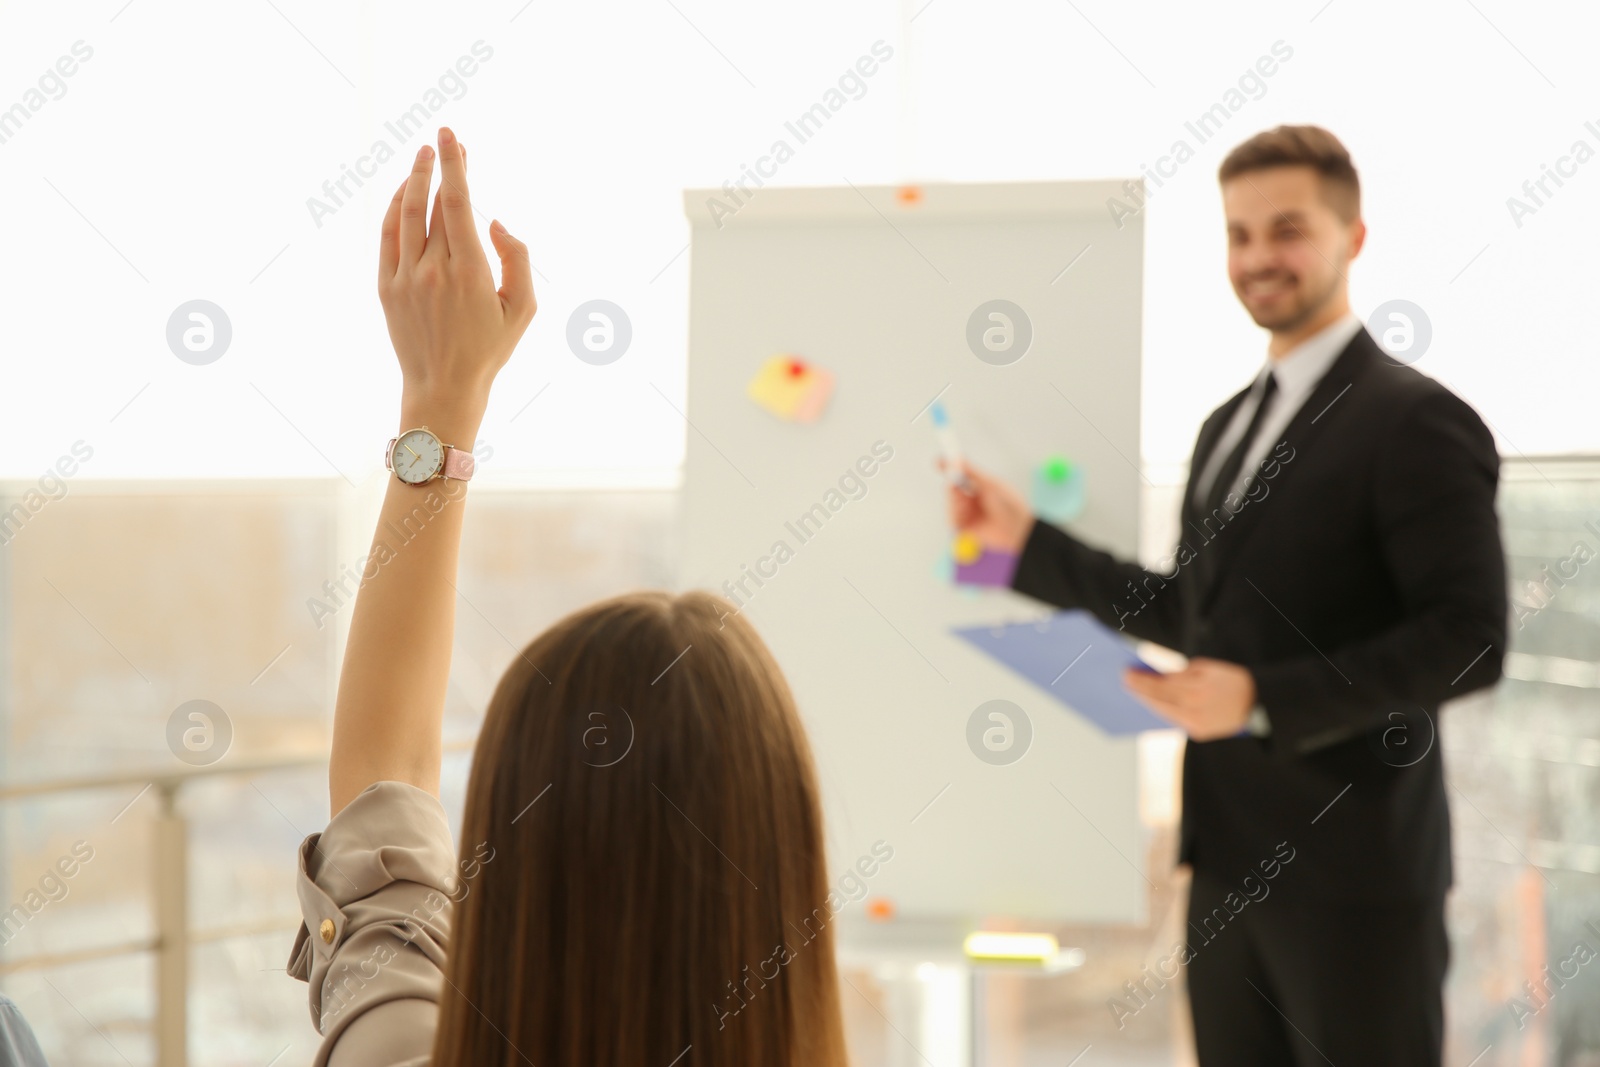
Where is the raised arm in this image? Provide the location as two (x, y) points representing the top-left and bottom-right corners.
(328, 127), (536, 816)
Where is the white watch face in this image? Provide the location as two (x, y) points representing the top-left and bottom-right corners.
(392, 429), (444, 485)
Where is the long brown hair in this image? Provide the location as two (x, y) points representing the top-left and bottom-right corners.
(432, 590), (850, 1066)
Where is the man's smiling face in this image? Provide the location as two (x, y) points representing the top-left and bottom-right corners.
(1223, 165), (1362, 336)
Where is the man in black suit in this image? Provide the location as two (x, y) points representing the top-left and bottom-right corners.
(949, 126), (1506, 1065)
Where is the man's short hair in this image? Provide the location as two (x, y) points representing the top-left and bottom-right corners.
(1218, 125), (1360, 223)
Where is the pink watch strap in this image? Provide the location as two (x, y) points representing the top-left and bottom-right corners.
(443, 445), (475, 480)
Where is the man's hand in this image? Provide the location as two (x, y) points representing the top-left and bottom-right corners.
(1124, 658), (1257, 740)
(378, 126), (536, 421)
(942, 460), (1033, 555)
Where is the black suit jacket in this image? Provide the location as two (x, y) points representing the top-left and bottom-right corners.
(1011, 327), (1507, 902)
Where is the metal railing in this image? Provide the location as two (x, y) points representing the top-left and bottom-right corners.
(0, 745), (471, 1067)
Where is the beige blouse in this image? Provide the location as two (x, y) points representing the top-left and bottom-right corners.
(287, 781), (457, 1067)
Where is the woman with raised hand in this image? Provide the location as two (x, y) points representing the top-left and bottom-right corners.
(288, 126), (850, 1067)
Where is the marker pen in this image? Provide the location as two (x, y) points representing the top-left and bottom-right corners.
(930, 401), (977, 495)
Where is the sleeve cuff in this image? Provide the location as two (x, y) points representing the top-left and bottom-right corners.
(1008, 517), (1058, 598)
(300, 781), (458, 908)
(287, 781), (460, 1046)
(1245, 704), (1271, 737)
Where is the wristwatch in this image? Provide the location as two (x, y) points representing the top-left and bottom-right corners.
(385, 426), (476, 485)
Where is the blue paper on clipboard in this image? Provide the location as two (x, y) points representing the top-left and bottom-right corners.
(953, 609), (1168, 735)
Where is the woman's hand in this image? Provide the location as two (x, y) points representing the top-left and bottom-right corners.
(943, 460), (1034, 555)
(378, 126), (536, 419)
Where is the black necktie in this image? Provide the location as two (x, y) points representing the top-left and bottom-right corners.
(1200, 372), (1278, 519)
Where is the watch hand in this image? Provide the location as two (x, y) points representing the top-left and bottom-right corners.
(405, 444), (421, 460)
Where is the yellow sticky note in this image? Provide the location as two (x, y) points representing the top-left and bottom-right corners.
(747, 355), (834, 423)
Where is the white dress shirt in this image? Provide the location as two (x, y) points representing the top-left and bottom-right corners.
(1188, 310), (1363, 738)
(1192, 311), (1364, 510)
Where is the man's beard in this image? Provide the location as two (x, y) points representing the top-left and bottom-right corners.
(1243, 271), (1339, 332)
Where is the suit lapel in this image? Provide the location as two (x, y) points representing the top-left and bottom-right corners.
(1188, 329), (1377, 614)
(1182, 388), (1251, 529)
(1175, 391), (1249, 631)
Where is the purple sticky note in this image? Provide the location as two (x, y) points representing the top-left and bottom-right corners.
(954, 549), (1018, 587)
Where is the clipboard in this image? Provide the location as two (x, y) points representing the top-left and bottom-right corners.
(953, 609), (1168, 735)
